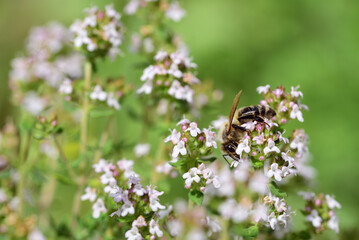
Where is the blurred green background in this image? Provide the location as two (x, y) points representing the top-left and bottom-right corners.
(1, 0), (358, 238)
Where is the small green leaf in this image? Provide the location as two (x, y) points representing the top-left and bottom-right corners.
(198, 156), (217, 163)
(118, 214), (136, 223)
(188, 190), (204, 205)
(268, 182), (287, 198)
(55, 174), (76, 185)
(297, 230), (311, 239)
(252, 161), (264, 168)
(232, 225), (258, 238)
(32, 129), (47, 140)
(168, 159), (186, 168)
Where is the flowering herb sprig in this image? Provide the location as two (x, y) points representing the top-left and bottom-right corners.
(221, 85), (311, 184)
(165, 118), (219, 204)
(138, 49), (199, 107)
(70, 5), (123, 61)
(257, 85), (308, 124)
(299, 192), (341, 234)
(263, 193), (293, 230)
(82, 158), (168, 239)
(163, 202), (222, 239)
(9, 22), (83, 115)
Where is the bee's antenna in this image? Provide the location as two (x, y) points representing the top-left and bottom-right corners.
(227, 90), (242, 134)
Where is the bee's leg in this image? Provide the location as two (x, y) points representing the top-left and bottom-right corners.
(222, 154), (231, 166)
(232, 123), (251, 136)
(254, 116), (271, 128)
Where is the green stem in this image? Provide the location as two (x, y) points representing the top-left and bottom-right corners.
(220, 219), (230, 240)
(93, 116), (113, 164)
(17, 131), (32, 217)
(71, 61), (92, 226)
(80, 61), (91, 160)
(39, 155), (57, 227)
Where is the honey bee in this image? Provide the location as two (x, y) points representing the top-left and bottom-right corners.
(220, 90), (276, 164)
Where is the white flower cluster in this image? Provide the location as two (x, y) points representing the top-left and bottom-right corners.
(183, 163), (220, 190)
(138, 49), (199, 103)
(124, 0), (186, 22)
(290, 129), (315, 179)
(219, 198), (273, 226)
(263, 193), (293, 230)
(165, 202), (221, 238)
(26, 22), (71, 59)
(9, 22), (83, 88)
(165, 118), (217, 159)
(227, 118), (297, 182)
(82, 159), (167, 239)
(256, 85), (307, 124)
(89, 84), (121, 110)
(70, 5), (123, 59)
(299, 192), (341, 233)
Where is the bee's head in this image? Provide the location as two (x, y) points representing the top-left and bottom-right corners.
(219, 122), (229, 142)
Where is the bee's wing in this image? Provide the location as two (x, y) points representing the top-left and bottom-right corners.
(227, 90), (242, 133)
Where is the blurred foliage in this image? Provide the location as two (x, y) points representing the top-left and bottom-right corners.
(1, 0), (359, 239)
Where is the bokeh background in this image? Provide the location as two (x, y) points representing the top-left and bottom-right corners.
(1, 0), (358, 238)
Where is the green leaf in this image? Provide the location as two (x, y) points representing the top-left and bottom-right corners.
(232, 225), (258, 238)
(32, 129), (47, 140)
(297, 230), (311, 239)
(188, 190), (204, 205)
(268, 182), (287, 198)
(55, 174), (76, 185)
(90, 108), (114, 118)
(198, 156), (217, 163)
(117, 214), (136, 223)
(252, 161), (264, 168)
(168, 159), (186, 168)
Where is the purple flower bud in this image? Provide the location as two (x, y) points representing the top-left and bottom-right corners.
(113, 170), (119, 176)
(40, 117), (46, 123)
(164, 81), (170, 86)
(151, 236), (156, 240)
(272, 116), (276, 121)
(269, 98), (273, 103)
(198, 136), (204, 141)
(252, 152), (257, 156)
(305, 206), (311, 212)
(97, 11), (104, 20)
(51, 120), (57, 126)
(185, 185), (190, 189)
(329, 211), (335, 217)
(117, 91), (123, 97)
(109, 164), (116, 171)
(256, 125), (263, 132)
(156, 80), (162, 85)
(260, 100), (267, 105)
(182, 137), (187, 143)
(289, 101), (295, 107)
(281, 118), (287, 124)
(164, 60), (170, 67)
(200, 187), (205, 192)
(259, 156), (264, 161)
(315, 199), (321, 206)
(181, 125), (187, 131)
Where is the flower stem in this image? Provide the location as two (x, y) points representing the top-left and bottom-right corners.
(71, 61), (92, 226)
(17, 130), (31, 218)
(39, 154), (57, 227)
(80, 61), (91, 159)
